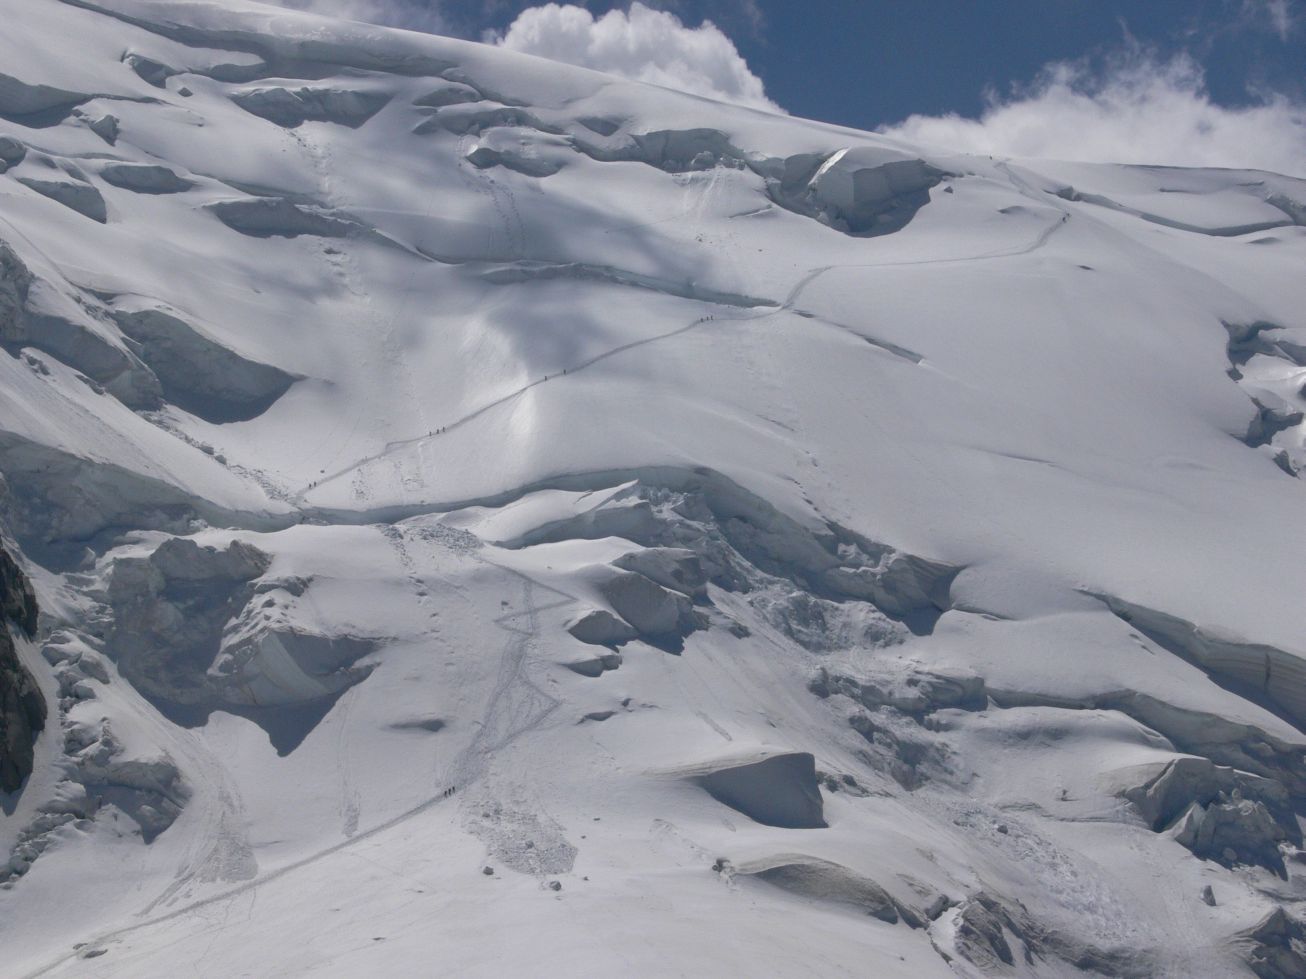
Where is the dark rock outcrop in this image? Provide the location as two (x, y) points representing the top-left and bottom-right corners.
(1, 545), (44, 794)
(737, 855), (921, 925)
(1, 239), (161, 410)
(1125, 757), (1300, 875)
(231, 87), (390, 128)
(106, 537), (377, 754)
(949, 890), (1153, 978)
(613, 547), (708, 600)
(107, 538), (273, 707)
(112, 306), (296, 423)
(122, 53), (175, 88)
(1172, 792), (1296, 877)
(15, 176), (107, 223)
(811, 666), (986, 717)
(206, 197), (358, 238)
(1238, 908), (1306, 979)
(100, 163), (192, 195)
(0, 135), (26, 173)
(566, 608), (636, 647)
(695, 752), (826, 829)
(598, 570), (704, 652)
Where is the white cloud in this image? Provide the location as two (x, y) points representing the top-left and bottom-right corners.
(1246, 0), (1296, 40)
(492, 2), (781, 113)
(880, 51), (1306, 178)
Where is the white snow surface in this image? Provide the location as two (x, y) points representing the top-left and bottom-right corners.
(1, 1), (1305, 976)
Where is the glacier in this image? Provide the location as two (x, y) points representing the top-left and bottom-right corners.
(1, 1), (1306, 976)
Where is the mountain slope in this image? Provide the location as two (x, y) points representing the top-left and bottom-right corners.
(2, 1), (1306, 975)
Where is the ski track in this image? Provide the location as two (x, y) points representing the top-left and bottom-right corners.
(21, 549), (578, 978)
(15, 174), (1079, 976)
(296, 192), (1068, 501)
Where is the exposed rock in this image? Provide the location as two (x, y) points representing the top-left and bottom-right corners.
(112, 306), (296, 422)
(1097, 595), (1306, 732)
(812, 666), (986, 717)
(231, 87), (391, 128)
(0, 71), (85, 117)
(73, 109), (119, 145)
(0, 545), (44, 794)
(107, 537), (377, 752)
(630, 129), (746, 172)
(0, 135), (26, 173)
(575, 132), (944, 237)
(820, 550), (956, 619)
(562, 651), (621, 678)
(0, 241), (161, 410)
(692, 752), (826, 829)
(207, 197), (358, 238)
(64, 722), (188, 842)
(417, 104), (553, 138)
(412, 83), (480, 108)
(99, 163), (192, 194)
(946, 890), (1152, 978)
(848, 711), (945, 790)
(737, 855), (921, 925)
(15, 177), (107, 223)
(613, 547), (708, 600)
(107, 539), (269, 706)
(465, 143), (561, 178)
(802, 148), (945, 236)
(0, 547), (37, 637)
(757, 590), (906, 653)
(1124, 756), (1300, 873)
(988, 686), (1306, 808)
(1171, 791), (1295, 876)
(598, 570), (703, 650)
(122, 53), (175, 88)
(954, 892), (1024, 968)
(566, 609), (636, 647)
(1238, 908), (1306, 979)
(502, 496), (659, 549)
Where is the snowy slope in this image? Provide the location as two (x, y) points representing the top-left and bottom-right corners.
(2, 1), (1306, 976)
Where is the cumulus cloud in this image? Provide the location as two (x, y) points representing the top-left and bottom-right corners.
(880, 51), (1306, 177)
(492, 2), (781, 113)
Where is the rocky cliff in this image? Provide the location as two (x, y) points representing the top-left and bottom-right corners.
(0, 546), (43, 794)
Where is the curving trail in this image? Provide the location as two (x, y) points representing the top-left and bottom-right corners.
(21, 551), (575, 979)
(296, 195), (1070, 503)
(296, 310), (738, 500)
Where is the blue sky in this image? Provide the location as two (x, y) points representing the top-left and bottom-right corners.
(467, 0), (1306, 129)
(264, 0), (1306, 174)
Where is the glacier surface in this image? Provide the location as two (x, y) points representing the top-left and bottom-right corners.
(2, 1), (1306, 976)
